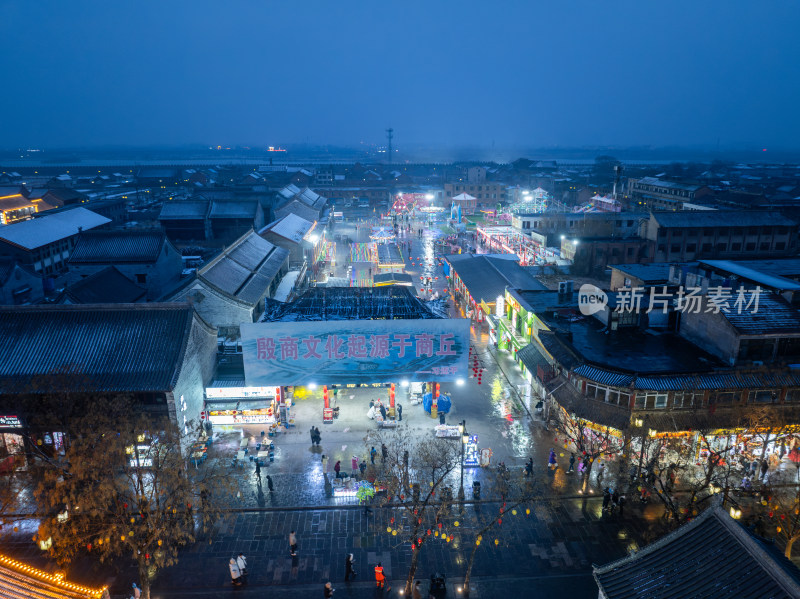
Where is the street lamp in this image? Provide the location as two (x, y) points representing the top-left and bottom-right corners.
(636, 415), (648, 480)
(458, 420), (467, 501)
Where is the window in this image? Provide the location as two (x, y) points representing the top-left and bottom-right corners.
(716, 243), (727, 251)
(136, 274), (147, 284)
(760, 242), (770, 251)
(748, 389), (775, 403)
(658, 245), (666, 254)
(785, 389), (800, 402)
(626, 247), (635, 257)
(715, 392), (735, 404)
(634, 393), (646, 409)
(703, 228), (715, 236)
(654, 394), (668, 409)
(762, 226), (772, 234)
(718, 228), (729, 235)
(731, 243), (741, 251)
(674, 392), (699, 408)
(672, 230), (683, 237)
(776, 242), (786, 250)
(702, 243), (712, 252)
(671, 244), (681, 253)
(635, 392), (667, 409)
(688, 229), (698, 237)
(686, 244), (697, 252)
(745, 242), (756, 251)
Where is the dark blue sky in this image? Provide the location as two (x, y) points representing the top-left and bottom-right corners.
(2, 0), (798, 150)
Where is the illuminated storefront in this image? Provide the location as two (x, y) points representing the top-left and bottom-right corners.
(204, 384), (282, 426)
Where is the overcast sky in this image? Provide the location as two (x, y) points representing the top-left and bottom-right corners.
(1, 0), (798, 150)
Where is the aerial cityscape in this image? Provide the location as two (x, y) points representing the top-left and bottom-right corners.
(1, 1), (800, 598)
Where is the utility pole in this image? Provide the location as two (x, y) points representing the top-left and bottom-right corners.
(386, 128), (394, 165)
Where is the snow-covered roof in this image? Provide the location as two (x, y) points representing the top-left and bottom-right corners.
(0, 207), (111, 251)
(260, 213), (316, 244)
(452, 193), (476, 201)
(277, 184), (301, 200)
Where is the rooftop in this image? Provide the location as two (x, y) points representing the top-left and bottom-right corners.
(61, 267), (146, 304)
(0, 207), (111, 251)
(158, 200), (209, 220)
(448, 254), (546, 304)
(260, 213), (316, 244)
(261, 286), (440, 321)
(594, 505), (800, 599)
(634, 176), (705, 192)
(699, 260), (800, 292)
(69, 231), (169, 264)
(0, 303), (203, 394)
(651, 210), (795, 228)
(611, 262), (685, 284)
(718, 292), (800, 335)
(199, 231), (289, 306)
(208, 200), (258, 220)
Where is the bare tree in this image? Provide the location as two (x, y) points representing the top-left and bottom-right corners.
(367, 429), (461, 595)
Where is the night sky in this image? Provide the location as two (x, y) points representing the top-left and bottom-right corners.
(2, 0), (798, 150)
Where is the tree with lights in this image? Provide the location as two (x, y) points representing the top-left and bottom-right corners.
(367, 429), (461, 596)
(35, 397), (236, 599)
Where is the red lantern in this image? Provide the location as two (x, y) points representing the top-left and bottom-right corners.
(438, 522), (443, 529)
(390, 517), (395, 524)
(87, 544), (92, 551)
(769, 512), (774, 518)
(427, 529), (432, 535)
(498, 518), (503, 525)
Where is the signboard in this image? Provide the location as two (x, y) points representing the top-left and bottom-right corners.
(241, 319), (470, 386)
(205, 386), (278, 399)
(0, 415), (22, 429)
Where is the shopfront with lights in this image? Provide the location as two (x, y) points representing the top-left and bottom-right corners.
(203, 383), (284, 427)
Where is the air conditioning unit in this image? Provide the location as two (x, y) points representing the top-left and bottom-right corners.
(558, 280), (574, 294)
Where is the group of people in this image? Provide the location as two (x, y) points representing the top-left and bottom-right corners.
(602, 488), (626, 515)
(228, 553), (248, 586)
(325, 454), (368, 479)
(367, 398), (402, 421)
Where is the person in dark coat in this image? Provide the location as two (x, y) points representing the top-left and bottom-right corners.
(334, 460), (341, 478)
(310, 426), (316, 445)
(360, 459), (367, 476)
(324, 582), (335, 597)
(266, 474), (274, 493)
(370, 447), (377, 464)
(397, 403), (403, 421)
(381, 444), (388, 462)
(344, 553), (357, 580)
(602, 488), (611, 511)
(379, 403), (387, 421)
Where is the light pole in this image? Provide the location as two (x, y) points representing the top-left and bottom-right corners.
(458, 420), (467, 501)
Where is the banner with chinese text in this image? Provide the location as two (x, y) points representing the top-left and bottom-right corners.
(241, 319), (470, 386)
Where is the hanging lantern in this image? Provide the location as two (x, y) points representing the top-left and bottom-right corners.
(157, 540), (162, 546)
(475, 539), (481, 546)
(512, 510), (517, 516)
(387, 527), (393, 533)
(390, 517), (395, 523)
(87, 544), (92, 551)
(526, 508), (530, 515)
(494, 539), (499, 545)
(454, 521), (459, 527)
(392, 530), (397, 536)
(778, 526), (782, 533)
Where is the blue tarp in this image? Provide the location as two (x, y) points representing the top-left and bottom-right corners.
(422, 392), (452, 414)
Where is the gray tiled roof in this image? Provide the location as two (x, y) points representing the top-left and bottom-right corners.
(208, 200), (258, 219)
(611, 262), (683, 284)
(158, 200), (209, 220)
(719, 293), (800, 334)
(199, 231), (288, 306)
(448, 255), (546, 305)
(69, 231), (167, 264)
(594, 506), (800, 598)
(62, 267), (146, 304)
(0, 304), (198, 393)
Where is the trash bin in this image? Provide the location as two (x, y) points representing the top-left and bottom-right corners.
(472, 481), (481, 499)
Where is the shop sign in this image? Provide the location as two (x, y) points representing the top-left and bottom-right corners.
(205, 386), (278, 399)
(0, 415), (22, 428)
(241, 319), (470, 386)
(208, 408), (275, 425)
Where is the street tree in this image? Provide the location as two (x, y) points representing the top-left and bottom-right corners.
(35, 397), (236, 599)
(367, 429), (461, 595)
(551, 411), (627, 492)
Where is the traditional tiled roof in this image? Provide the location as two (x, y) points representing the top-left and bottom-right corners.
(718, 293), (800, 334)
(69, 231), (169, 264)
(594, 505), (800, 598)
(448, 255), (546, 305)
(208, 200), (258, 219)
(611, 262), (682, 284)
(0, 303), (201, 393)
(199, 231), (289, 306)
(61, 267), (146, 304)
(0, 208), (110, 250)
(158, 200), (209, 220)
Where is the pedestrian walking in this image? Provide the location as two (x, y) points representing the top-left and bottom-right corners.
(345, 553), (357, 580)
(379, 403), (387, 421)
(266, 474), (274, 493)
(315, 426), (322, 446)
(369, 399), (375, 410)
(760, 460), (769, 481)
(597, 461), (605, 483)
(567, 453), (575, 474)
(602, 488), (611, 512)
(255, 460), (261, 479)
(310, 426), (316, 445)
(618, 493), (626, 517)
(289, 530), (298, 553)
(237, 553), (248, 576)
(525, 457), (533, 477)
(229, 557), (242, 585)
(611, 489), (620, 511)
(334, 460), (341, 478)
(548, 448), (557, 470)
(360, 459), (367, 476)
(324, 582), (335, 598)
(381, 443), (388, 462)
(351, 455), (359, 477)
(370, 446), (377, 464)
(397, 402), (403, 421)
(374, 562), (386, 589)
(131, 583), (141, 599)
